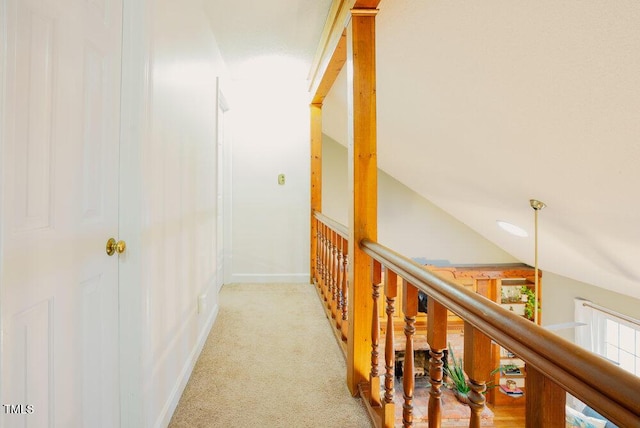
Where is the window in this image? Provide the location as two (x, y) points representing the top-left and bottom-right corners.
(574, 298), (640, 377)
(599, 317), (640, 376)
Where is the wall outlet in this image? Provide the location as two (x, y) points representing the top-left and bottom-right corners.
(278, 173), (285, 185)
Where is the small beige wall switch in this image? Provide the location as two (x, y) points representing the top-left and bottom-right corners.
(278, 174), (285, 185)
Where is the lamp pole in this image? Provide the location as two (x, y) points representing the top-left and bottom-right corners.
(530, 199), (546, 325)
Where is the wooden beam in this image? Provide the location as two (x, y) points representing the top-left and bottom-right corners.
(354, 0), (382, 7)
(310, 31), (347, 104)
(310, 104), (322, 282)
(308, 0), (353, 101)
(346, 7), (378, 396)
(308, 0), (382, 102)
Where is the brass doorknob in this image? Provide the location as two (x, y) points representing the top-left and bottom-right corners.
(106, 238), (127, 256)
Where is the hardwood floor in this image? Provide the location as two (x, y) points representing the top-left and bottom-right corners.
(488, 404), (526, 427)
(386, 377), (527, 427)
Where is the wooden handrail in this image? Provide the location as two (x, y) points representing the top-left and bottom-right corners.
(314, 210), (349, 239)
(360, 238), (640, 428)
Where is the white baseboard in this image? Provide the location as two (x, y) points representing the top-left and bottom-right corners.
(154, 302), (219, 428)
(230, 273), (310, 283)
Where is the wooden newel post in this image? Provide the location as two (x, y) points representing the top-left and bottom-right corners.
(346, 6), (378, 396)
(402, 282), (418, 427)
(427, 299), (448, 428)
(525, 365), (565, 427)
(383, 270), (398, 428)
(463, 323), (492, 428)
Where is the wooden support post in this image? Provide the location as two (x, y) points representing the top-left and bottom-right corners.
(464, 323), (492, 428)
(310, 104), (322, 284)
(346, 7), (378, 396)
(427, 299), (448, 428)
(526, 365), (566, 427)
(383, 269), (397, 428)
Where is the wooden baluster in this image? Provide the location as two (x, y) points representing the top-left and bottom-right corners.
(322, 223), (329, 303)
(330, 229), (338, 319)
(315, 218), (321, 287)
(327, 225), (333, 307)
(316, 220), (324, 292)
(340, 237), (349, 342)
(314, 220), (320, 286)
(463, 323), (492, 428)
(525, 365), (565, 427)
(320, 221), (325, 292)
(370, 260), (382, 407)
(335, 235), (344, 331)
(427, 298), (447, 428)
(383, 269), (398, 428)
(402, 282), (418, 427)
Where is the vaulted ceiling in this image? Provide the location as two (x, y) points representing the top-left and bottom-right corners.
(206, 1), (640, 300)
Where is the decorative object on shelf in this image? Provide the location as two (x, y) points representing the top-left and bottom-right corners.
(499, 383), (524, 397)
(502, 286), (523, 303)
(530, 199), (546, 324)
(498, 363), (521, 376)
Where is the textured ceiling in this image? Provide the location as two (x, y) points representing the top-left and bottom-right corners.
(205, 0), (640, 300)
(203, 0), (332, 79)
(324, 1), (640, 299)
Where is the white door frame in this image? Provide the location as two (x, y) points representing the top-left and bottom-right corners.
(0, 0), (8, 411)
(216, 78), (233, 287)
(118, 0), (150, 426)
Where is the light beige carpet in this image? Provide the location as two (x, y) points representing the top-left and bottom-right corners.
(168, 283), (372, 428)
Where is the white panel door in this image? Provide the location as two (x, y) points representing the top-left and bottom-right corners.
(0, 0), (123, 426)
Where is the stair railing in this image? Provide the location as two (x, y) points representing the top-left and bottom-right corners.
(313, 211), (349, 345)
(311, 211), (640, 428)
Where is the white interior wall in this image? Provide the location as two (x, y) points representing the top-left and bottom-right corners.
(543, 272), (640, 342)
(322, 136), (517, 264)
(122, 0), (229, 425)
(229, 77), (310, 283)
(323, 136), (640, 345)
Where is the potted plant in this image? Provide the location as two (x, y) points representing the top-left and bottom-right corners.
(520, 286), (537, 321)
(444, 344), (470, 404)
(445, 344), (501, 404)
